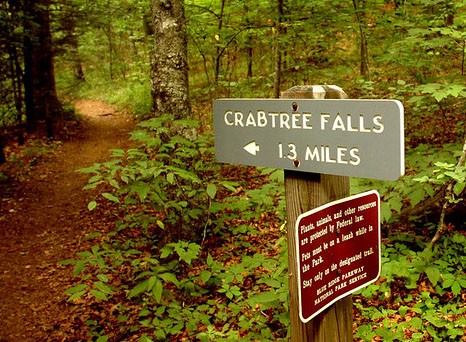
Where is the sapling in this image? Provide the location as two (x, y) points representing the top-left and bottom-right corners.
(429, 137), (466, 248)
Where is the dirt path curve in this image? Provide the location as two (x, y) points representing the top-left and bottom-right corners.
(0, 100), (135, 341)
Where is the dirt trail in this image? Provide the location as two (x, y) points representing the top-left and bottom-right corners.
(0, 100), (135, 341)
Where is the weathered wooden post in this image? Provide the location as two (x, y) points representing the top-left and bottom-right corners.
(281, 85), (352, 341)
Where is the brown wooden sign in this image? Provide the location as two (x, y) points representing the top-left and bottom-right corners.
(295, 190), (380, 322)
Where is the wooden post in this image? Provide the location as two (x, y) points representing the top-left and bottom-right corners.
(282, 85), (353, 341)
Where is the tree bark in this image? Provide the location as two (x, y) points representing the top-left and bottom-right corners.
(282, 85), (353, 342)
(150, 0), (191, 120)
(214, 0), (226, 85)
(352, 0), (370, 80)
(23, 0), (62, 138)
(273, 0), (285, 98)
(2, 0), (25, 144)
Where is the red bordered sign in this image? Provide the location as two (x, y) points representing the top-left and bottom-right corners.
(295, 190), (381, 322)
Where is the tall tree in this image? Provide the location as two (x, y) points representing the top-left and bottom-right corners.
(54, 0), (85, 82)
(23, 0), (62, 138)
(0, 0), (25, 158)
(273, 0), (285, 98)
(352, 0), (370, 80)
(150, 0), (191, 120)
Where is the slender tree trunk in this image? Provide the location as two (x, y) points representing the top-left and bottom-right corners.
(3, 0), (25, 144)
(56, 0), (85, 82)
(0, 138), (5, 164)
(247, 45), (253, 78)
(430, 137), (466, 248)
(352, 0), (370, 80)
(214, 0), (226, 85)
(23, 0), (62, 138)
(273, 0), (285, 98)
(70, 34), (85, 82)
(243, 3), (253, 79)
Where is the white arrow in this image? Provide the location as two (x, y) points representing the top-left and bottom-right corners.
(243, 141), (260, 156)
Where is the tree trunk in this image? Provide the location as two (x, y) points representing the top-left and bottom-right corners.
(2, 0), (25, 144)
(243, 2), (253, 79)
(273, 0), (285, 98)
(214, 0), (226, 85)
(352, 0), (370, 80)
(23, 0), (62, 138)
(0, 136), (5, 164)
(59, 0), (85, 82)
(150, 0), (191, 120)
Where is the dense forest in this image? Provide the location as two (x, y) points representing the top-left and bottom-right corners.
(1, 0), (466, 341)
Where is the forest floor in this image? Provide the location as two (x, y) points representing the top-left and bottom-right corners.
(0, 100), (135, 341)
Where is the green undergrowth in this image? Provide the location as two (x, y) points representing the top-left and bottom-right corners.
(354, 231), (466, 341)
(62, 115), (289, 341)
(61, 114), (466, 341)
(352, 142), (465, 224)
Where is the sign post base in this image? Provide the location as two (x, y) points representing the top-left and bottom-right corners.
(283, 86), (352, 342)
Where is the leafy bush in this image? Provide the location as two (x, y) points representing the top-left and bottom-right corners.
(352, 142), (464, 224)
(354, 232), (466, 341)
(63, 116), (289, 341)
(79, 115), (240, 244)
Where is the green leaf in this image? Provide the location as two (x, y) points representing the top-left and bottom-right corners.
(206, 183), (217, 199)
(146, 275), (157, 292)
(94, 281), (112, 294)
(130, 182), (151, 201)
(65, 283), (89, 295)
(97, 273), (108, 282)
(91, 289), (109, 301)
(221, 182), (238, 193)
(67, 290), (87, 302)
(451, 281), (462, 296)
(102, 192), (120, 203)
(172, 242), (201, 265)
(443, 277), (455, 288)
(453, 182), (465, 196)
(425, 314), (447, 328)
(160, 245), (174, 259)
(78, 164), (101, 174)
(198, 270), (211, 283)
(152, 278), (163, 303)
(398, 305), (408, 317)
(248, 290), (279, 304)
(409, 188), (425, 207)
(409, 317), (423, 330)
(425, 266), (440, 285)
(128, 279), (149, 298)
(167, 173), (175, 184)
(89, 175), (102, 183)
(139, 335), (154, 342)
(73, 260), (87, 276)
(88, 201), (97, 211)
(109, 179), (120, 189)
(207, 253), (214, 266)
(159, 273), (179, 287)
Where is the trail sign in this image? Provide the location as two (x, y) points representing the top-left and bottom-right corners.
(213, 99), (404, 180)
(295, 190), (380, 323)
